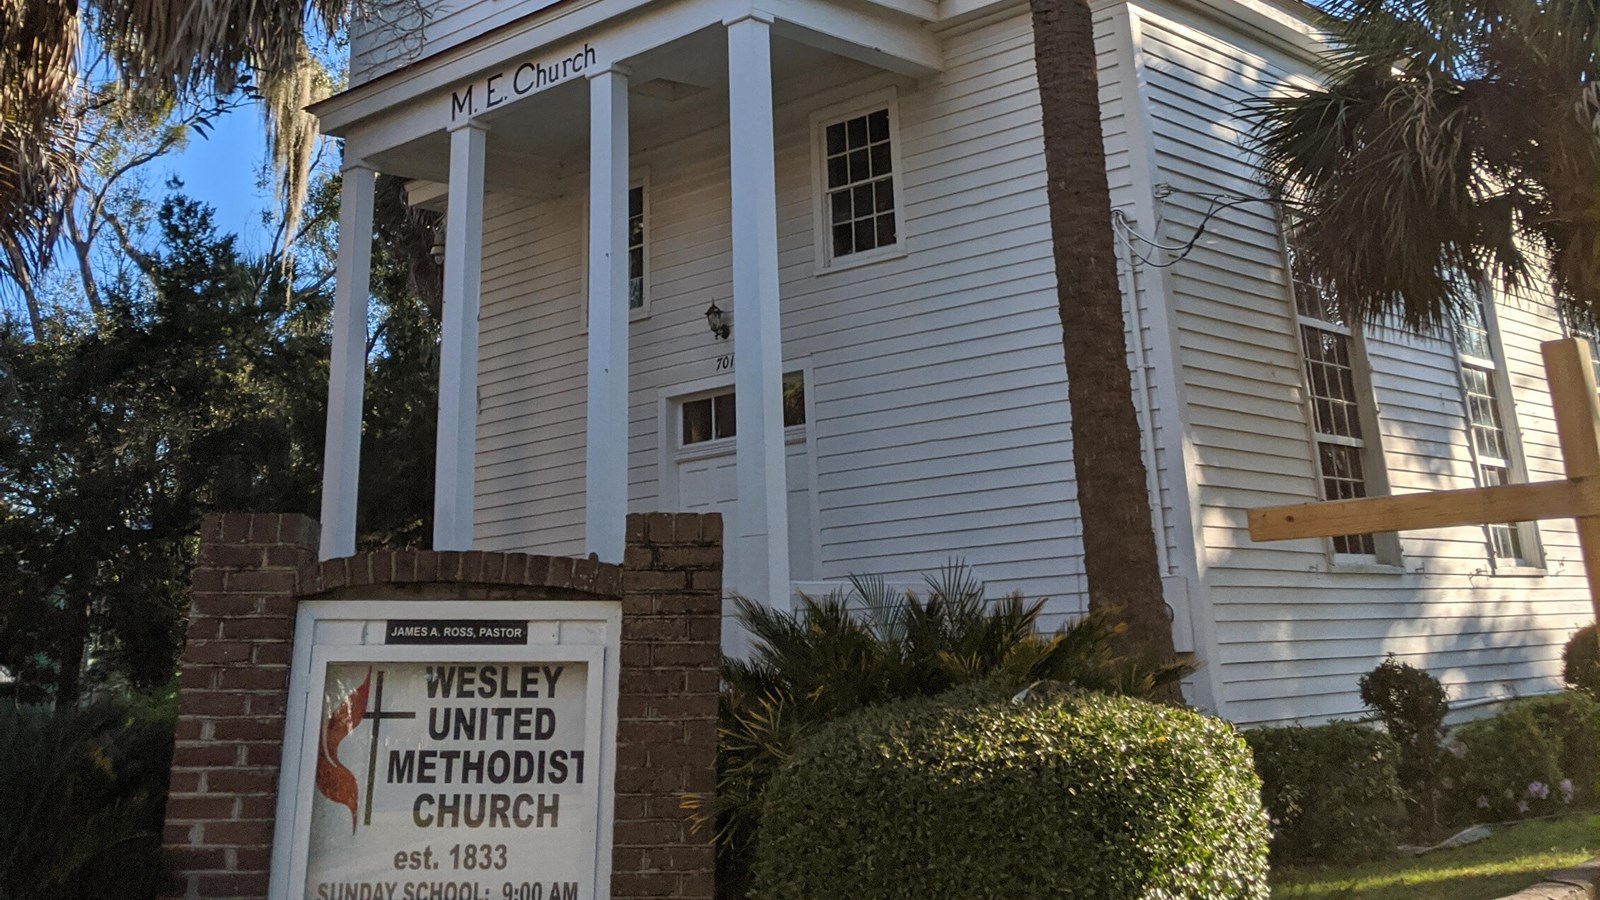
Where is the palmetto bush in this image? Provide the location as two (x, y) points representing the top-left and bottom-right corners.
(685, 563), (1188, 899)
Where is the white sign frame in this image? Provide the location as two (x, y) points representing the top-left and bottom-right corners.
(269, 599), (620, 900)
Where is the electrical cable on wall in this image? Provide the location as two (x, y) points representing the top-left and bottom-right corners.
(1113, 185), (1292, 269)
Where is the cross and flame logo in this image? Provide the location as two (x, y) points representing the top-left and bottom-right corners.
(316, 668), (372, 832)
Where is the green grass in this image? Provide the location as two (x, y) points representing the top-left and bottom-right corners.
(1271, 814), (1600, 900)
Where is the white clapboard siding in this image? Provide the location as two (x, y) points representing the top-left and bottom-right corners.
(466, 7), (1188, 633)
(1131, 0), (1592, 724)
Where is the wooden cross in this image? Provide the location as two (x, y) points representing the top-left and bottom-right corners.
(1249, 338), (1600, 626)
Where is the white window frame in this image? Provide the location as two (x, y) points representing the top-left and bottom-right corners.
(809, 87), (908, 273)
(580, 167), (651, 328)
(1279, 226), (1402, 568)
(1453, 291), (1543, 572)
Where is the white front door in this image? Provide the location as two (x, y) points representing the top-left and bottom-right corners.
(670, 377), (816, 601)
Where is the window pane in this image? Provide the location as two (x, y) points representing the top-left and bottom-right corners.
(868, 109), (889, 142)
(826, 156), (848, 189)
(876, 212), (897, 247)
(830, 189), (852, 223)
(846, 115), (868, 148)
(826, 122), (846, 156)
(875, 179), (895, 213)
(854, 219), (876, 252)
(783, 373), (806, 427)
(853, 184), (874, 220)
(833, 224), (854, 258)
(629, 247), (643, 281)
(712, 392), (736, 439)
(629, 277), (642, 310)
(628, 186), (643, 218)
(848, 149), (870, 184)
(869, 143), (892, 177)
(682, 399), (713, 444)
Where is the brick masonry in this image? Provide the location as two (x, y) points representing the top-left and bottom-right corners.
(163, 512), (720, 900)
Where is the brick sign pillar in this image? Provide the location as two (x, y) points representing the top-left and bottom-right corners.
(613, 513), (722, 900)
(162, 511), (721, 900)
(164, 513), (319, 900)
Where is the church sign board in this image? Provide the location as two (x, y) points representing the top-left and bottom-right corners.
(271, 600), (618, 900)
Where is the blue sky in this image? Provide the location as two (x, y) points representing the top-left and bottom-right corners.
(160, 104), (279, 250)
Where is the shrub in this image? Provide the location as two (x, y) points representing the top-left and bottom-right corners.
(1565, 624), (1600, 699)
(1358, 656), (1449, 832)
(691, 564), (1190, 899)
(1452, 702), (1565, 821)
(0, 692), (176, 900)
(1244, 722), (1406, 864)
(753, 687), (1269, 900)
(1516, 692), (1600, 803)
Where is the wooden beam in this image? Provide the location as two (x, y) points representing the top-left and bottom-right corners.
(1543, 338), (1600, 625)
(1248, 477), (1600, 542)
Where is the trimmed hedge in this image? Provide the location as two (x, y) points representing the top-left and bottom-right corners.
(1566, 625), (1600, 700)
(1244, 723), (1406, 864)
(752, 687), (1269, 900)
(1451, 692), (1600, 821)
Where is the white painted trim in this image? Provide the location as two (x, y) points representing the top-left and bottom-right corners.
(726, 16), (792, 607)
(808, 86), (910, 274)
(1113, 6), (1224, 711)
(585, 68), (632, 563)
(320, 166), (376, 560)
(434, 122), (488, 551)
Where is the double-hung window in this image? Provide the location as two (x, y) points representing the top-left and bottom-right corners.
(812, 91), (905, 270)
(627, 184), (646, 311)
(1284, 228), (1397, 563)
(1454, 294), (1537, 567)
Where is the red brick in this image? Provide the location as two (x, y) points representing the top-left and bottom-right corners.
(259, 595), (295, 619)
(179, 691), (249, 717)
(612, 871), (678, 898)
(620, 670), (683, 694)
(247, 514), (281, 543)
(263, 545), (306, 567)
(164, 821), (200, 846)
(414, 551), (442, 582)
(246, 693), (286, 716)
(168, 771), (202, 793)
(190, 594), (261, 618)
(652, 643), (717, 667)
(368, 550), (396, 583)
(522, 555), (550, 586)
(186, 641), (254, 664)
(625, 618), (686, 641)
(689, 570), (722, 592)
(671, 514), (703, 543)
(210, 719), (283, 743)
(190, 568), (227, 593)
(623, 570), (686, 592)
(657, 546), (721, 569)
(173, 743), (240, 767)
(481, 552), (507, 582)
(625, 513), (647, 542)
(186, 618), (222, 641)
(393, 551), (419, 582)
(252, 642), (292, 665)
(219, 515), (254, 543)
(232, 845), (274, 871)
(544, 555), (574, 588)
(166, 845), (230, 872)
(195, 871), (269, 897)
(220, 618), (288, 640)
(243, 742), (282, 767)
(613, 820), (684, 847)
(462, 551), (486, 582)
(201, 819), (276, 846)
(202, 543), (264, 569)
(165, 795), (236, 820)
(224, 569), (296, 594)
(657, 591), (720, 615)
(644, 512), (676, 543)
(219, 668), (288, 691)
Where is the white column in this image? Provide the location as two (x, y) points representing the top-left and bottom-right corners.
(433, 122), (488, 551)
(319, 165), (376, 560)
(726, 15), (791, 606)
(584, 67), (632, 563)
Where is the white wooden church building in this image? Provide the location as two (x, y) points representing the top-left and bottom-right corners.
(311, 0), (1595, 724)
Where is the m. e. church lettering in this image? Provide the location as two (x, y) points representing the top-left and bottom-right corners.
(450, 44), (598, 121)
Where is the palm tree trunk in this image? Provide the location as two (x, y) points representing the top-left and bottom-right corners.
(1027, 0), (1178, 679)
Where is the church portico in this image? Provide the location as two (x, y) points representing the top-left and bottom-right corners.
(312, 2), (943, 606)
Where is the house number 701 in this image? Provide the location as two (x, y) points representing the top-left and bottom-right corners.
(715, 354), (734, 372)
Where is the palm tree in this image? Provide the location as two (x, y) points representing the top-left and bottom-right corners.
(1026, 0), (1180, 675)
(1, 0), (338, 283)
(1247, 0), (1600, 330)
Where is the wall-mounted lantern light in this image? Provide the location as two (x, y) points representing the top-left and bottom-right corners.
(429, 218), (446, 265)
(705, 303), (731, 340)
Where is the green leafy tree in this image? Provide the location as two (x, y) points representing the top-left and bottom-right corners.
(0, 195), (331, 702)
